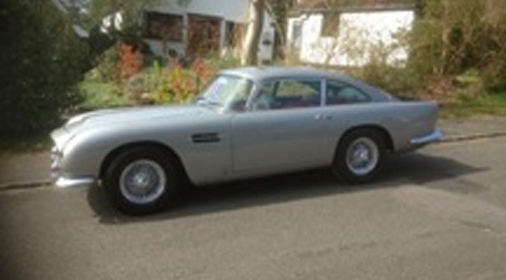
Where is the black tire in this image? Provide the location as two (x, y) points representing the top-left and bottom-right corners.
(103, 147), (182, 215)
(333, 128), (386, 184)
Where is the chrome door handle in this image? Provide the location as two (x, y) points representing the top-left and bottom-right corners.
(315, 114), (332, 120)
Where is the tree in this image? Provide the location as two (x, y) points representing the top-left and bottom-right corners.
(242, 0), (265, 65)
(0, 0), (167, 136)
(268, 0), (296, 61)
(409, 0), (506, 91)
(0, 0), (89, 135)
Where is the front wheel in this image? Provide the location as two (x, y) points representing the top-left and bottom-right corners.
(333, 129), (386, 184)
(103, 147), (182, 215)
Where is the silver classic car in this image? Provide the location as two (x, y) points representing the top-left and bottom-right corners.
(51, 67), (442, 215)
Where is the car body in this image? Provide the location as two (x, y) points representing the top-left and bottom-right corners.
(51, 67), (442, 214)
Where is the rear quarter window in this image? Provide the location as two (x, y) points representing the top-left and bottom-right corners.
(326, 80), (371, 105)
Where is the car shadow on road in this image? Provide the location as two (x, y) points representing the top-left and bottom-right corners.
(87, 152), (488, 225)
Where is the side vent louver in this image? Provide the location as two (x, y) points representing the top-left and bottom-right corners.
(191, 133), (220, 144)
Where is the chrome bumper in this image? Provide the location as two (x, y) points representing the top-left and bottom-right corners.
(410, 130), (443, 145)
(54, 176), (96, 188)
(51, 145), (96, 188)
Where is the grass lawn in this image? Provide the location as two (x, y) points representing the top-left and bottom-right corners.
(440, 91), (506, 118)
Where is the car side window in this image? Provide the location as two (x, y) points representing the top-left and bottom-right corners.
(251, 79), (321, 110)
(326, 80), (371, 105)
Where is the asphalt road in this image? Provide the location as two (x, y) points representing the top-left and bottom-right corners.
(1, 137), (506, 280)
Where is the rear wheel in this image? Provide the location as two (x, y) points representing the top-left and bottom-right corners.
(103, 147), (181, 215)
(333, 129), (386, 184)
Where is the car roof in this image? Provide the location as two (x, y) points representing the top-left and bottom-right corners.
(220, 66), (344, 81)
(219, 66), (393, 102)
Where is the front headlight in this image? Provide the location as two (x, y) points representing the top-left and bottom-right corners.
(51, 146), (63, 179)
(66, 115), (85, 126)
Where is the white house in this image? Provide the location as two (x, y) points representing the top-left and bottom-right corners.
(142, 0), (276, 63)
(287, 2), (415, 67)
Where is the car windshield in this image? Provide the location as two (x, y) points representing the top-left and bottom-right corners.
(195, 75), (253, 110)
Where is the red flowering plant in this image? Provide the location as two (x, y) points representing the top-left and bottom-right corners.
(117, 43), (143, 80)
(152, 58), (218, 104)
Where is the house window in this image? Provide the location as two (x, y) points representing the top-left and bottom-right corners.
(321, 11), (340, 37)
(187, 14), (222, 56)
(144, 12), (183, 42)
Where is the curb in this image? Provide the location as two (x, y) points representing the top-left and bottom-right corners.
(439, 131), (506, 143)
(1, 131), (506, 192)
(0, 180), (52, 192)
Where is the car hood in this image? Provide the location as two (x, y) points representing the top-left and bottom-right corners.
(67, 105), (209, 126)
(51, 105), (213, 149)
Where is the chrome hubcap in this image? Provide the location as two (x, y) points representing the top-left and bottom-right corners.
(346, 137), (379, 176)
(119, 160), (166, 204)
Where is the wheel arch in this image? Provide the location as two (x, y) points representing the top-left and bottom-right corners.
(337, 125), (394, 154)
(99, 141), (190, 183)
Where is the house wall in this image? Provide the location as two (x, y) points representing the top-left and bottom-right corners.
(288, 10), (414, 67)
(288, 14), (323, 62)
(143, 0), (275, 63)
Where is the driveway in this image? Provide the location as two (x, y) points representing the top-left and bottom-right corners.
(1, 136), (506, 280)
(0, 152), (50, 187)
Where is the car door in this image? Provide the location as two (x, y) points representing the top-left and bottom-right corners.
(232, 78), (331, 174)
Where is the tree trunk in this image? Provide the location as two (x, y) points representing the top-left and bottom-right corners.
(241, 0), (265, 65)
(270, 0), (293, 61)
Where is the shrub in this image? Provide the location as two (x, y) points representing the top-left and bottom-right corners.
(83, 49), (239, 109)
(350, 63), (418, 99)
(410, 0), (506, 94)
(0, 0), (89, 135)
(118, 57), (220, 105)
(152, 58), (218, 104)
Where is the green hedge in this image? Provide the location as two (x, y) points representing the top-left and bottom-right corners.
(0, 0), (89, 136)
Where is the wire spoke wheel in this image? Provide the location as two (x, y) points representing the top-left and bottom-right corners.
(334, 129), (386, 184)
(345, 137), (379, 176)
(119, 159), (167, 205)
(104, 147), (182, 215)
